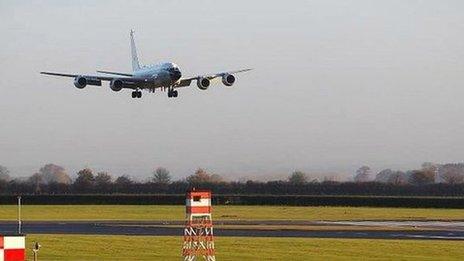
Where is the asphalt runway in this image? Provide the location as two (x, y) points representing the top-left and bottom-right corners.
(1, 221), (463, 240)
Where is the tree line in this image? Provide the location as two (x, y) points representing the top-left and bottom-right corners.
(0, 163), (464, 196)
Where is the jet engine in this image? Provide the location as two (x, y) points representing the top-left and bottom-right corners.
(197, 77), (210, 90)
(73, 76), (87, 89)
(74, 76), (102, 89)
(222, 74), (235, 86)
(110, 79), (124, 92)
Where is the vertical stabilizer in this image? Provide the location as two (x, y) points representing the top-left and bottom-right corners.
(130, 30), (141, 71)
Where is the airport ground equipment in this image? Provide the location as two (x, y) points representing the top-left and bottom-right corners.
(0, 196), (26, 261)
(182, 190), (216, 261)
(0, 235), (26, 261)
(32, 242), (41, 261)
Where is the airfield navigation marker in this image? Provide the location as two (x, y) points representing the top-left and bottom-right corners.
(182, 190), (216, 261)
(0, 235), (26, 261)
(17, 197), (21, 235)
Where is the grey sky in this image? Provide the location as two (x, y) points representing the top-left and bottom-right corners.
(1, 0), (463, 180)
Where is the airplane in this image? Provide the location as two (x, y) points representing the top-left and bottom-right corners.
(41, 30), (252, 98)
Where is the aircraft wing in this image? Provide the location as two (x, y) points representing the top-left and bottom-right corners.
(205, 68), (253, 79)
(41, 72), (116, 81)
(174, 68), (252, 87)
(40, 71), (148, 84)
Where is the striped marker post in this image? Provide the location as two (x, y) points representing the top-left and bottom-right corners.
(0, 235), (25, 261)
(182, 190), (216, 261)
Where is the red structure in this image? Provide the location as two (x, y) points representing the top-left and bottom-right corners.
(182, 190), (216, 261)
(0, 235), (25, 261)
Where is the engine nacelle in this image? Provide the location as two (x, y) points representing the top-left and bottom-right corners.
(74, 76), (87, 89)
(197, 77), (210, 90)
(222, 74), (235, 86)
(110, 79), (124, 92)
(74, 76), (102, 89)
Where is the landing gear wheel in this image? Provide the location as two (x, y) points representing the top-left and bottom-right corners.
(132, 91), (142, 98)
(167, 89), (178, 98)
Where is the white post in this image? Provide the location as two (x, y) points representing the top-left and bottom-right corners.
(18, 195), (22, 234)
(33, 242), (41, 261)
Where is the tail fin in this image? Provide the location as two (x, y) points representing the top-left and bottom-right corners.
(130, 30), (141, 71)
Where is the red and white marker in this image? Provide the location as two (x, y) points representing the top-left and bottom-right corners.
(0, 235), (25, 261)
(186, 190), (212, 215)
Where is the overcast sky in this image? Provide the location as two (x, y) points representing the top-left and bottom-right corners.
(1, 0), (463, 180)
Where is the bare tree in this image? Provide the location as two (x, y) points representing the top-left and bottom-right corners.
(38, 164), (71, 184)
(288, 171), (307, 185)
(387, 171), (408, 185)
(354, 166), (371, 182)
(73, 168), (95, 192)
(439, 163), (464, 184)
(28, 173), (43, 194)
(422, 162), (438, 172)
(409, 169), (435, 185)
(375, 169), (408, 185)
(0, 165), (11, 181)
(152, 167), (171, 184)
(187, 168), (223, 184)
(375, 169), (393, 183)
(421, 162), (438, 183)
(322, 175), (340, 183)
(115, 175), (133, 192)
(209, 174), (223, 183)
(95, 172), (113, 192)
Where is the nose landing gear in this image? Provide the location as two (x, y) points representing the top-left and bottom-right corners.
(167, 88), (178, 98)
(131, 90), (142, 98)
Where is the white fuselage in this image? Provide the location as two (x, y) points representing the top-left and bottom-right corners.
(132, 62), (182, 88)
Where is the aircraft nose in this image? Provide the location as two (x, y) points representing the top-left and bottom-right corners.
(170, 70), (182, 81)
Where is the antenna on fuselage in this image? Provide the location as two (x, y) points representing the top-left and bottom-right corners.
(130, 30), (141, 71)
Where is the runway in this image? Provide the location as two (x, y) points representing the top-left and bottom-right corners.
(1, 221), (463, 240)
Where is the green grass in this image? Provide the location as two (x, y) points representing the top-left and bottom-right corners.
(24, 234), (463, 261)
(1, 205), (463, 221)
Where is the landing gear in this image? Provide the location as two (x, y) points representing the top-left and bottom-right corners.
(131, 90), (142, 98)
(167, 89), (178, 98)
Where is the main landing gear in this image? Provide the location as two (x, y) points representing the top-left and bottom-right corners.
(167, 89), (178, 98)
(131, 90), (142, 98)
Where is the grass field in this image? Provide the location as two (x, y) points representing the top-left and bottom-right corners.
(0, 205), (463, 221)
(24, 234), (463, 261)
